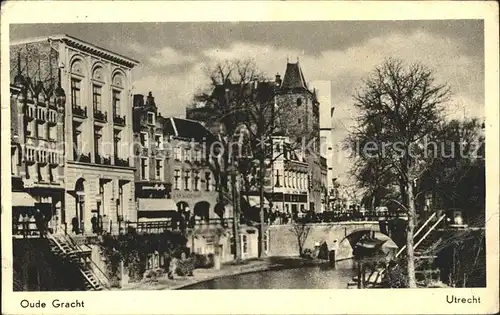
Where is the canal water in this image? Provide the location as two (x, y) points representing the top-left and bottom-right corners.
(181, 260), (355, 289)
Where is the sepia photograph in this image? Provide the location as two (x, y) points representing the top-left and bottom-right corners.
(1, 1), (498, 315)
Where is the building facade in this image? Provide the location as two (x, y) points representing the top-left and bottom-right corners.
(186, 59), (324, 214)
(269, 135), (309, 215)
(10, 35), (139, 235)
(132, 92), (175, 221)
(163, 117), (225, 220)
(10, 50), (66, 234)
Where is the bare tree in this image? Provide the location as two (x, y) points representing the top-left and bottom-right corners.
(348, 58), (450, 287)
(292, 221), (312, 256)
(194, 58), (313, 259)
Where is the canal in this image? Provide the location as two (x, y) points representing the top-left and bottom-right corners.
(181, 260), (355, 289)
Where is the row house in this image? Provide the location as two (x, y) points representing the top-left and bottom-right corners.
(133, 92), (227, 223)
(10, 51), (66, 234)
(10, 35), (139, 235)
(269, 135), (309, 215)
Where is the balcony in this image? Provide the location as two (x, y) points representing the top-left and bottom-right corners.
(94, 109), (108, 123)
(74, 152), (91, 163)
(113, 115), (126, 127)
(95, 154), (111, 165)
(114, 157), (130, 167)
(72, 105), (88, 120)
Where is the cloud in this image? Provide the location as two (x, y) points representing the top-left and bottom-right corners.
(149, 46), (197, 67)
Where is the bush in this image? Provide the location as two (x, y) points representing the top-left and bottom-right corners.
(193, 253), (215, 269)
(301, 248), (314, 260)
(176, 258), (194, 276)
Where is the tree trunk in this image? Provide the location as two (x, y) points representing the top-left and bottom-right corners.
(232, 172), (242, 263)
(406, 180), (417, 288)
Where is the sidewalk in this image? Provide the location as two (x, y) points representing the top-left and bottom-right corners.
(119, 256), (321, 290)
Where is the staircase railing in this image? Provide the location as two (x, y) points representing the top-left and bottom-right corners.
(48, 232), (110, 290)
(360, 212), (446, 288)
(60, 232), (111, 290)
(396, 212), (437, 258)
(413, 214), (447, 251)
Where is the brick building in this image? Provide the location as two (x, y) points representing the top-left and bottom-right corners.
(133, 92), (226, 222)
(10, 35), (139, 234)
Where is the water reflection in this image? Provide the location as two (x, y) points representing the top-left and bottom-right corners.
(182, 260), (354, 290)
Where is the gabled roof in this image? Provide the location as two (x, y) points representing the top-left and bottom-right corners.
(163, 117), (217, 143)
(281, 61), (308, 90)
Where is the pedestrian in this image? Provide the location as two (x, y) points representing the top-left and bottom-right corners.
(71, 216), (79, 234)
(34, 209), (45, 238)
(91, 214), (98, 234)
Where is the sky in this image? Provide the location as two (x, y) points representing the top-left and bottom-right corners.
(10, 21), (485, 185)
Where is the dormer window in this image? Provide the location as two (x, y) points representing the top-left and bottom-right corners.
(147, 112), (155, 125)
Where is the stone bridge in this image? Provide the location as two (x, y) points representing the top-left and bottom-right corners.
(267, 221), (398, 260)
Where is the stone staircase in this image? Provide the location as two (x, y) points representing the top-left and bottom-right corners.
(48, 233), (108, 291)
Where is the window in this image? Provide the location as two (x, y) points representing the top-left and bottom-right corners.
(93, 85), (102, 112)
(140, 132), (149, 149)
(298, 118), (301, 124)
(155, 134), (163, 150)
(297, 98), (302, 106)
(49, 166), (58, 183)
(37, 164), (47, 182)
(71, 79), (81, 106)
(174, 169), (180, 190)
(241, 235), (248, 254)
(147, 112), (155, 125)
(114, 131), (121, 159)
(26, 120), (34, 137)
(173, 147), (181, 160)
(47, 125), (57, 141)
(184, 148), (191, 162)
(193, 171), (200, 191)
(155, 159), (163, 180)
(141, 158), (148, 180)
(36, 122), (45, 139)
(205, 172), (211, 191)
(184, 170), (190, 190)
(94, 128), (102, 159)
(112, 90), (121, 117)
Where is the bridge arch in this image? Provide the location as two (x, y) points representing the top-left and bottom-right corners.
(336, 228), (398, 262)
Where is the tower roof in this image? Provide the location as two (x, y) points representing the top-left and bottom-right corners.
(281, 61), (308, 90)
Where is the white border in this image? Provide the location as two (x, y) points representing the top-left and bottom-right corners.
(1, 1), (498, 314)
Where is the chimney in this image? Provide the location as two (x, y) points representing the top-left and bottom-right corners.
(275, 73), (282, 87)
(147, 91), (155, 106)
(133, 94), (144, 107)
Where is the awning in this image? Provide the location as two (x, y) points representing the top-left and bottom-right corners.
(137, 198), (177, 211)
(12, 192), (37, 207)
(243, 195), (270, 208)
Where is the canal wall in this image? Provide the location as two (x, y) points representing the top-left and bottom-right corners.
(267, 222), (382, 260)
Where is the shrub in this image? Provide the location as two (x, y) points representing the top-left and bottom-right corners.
(193, 253), (215, 269)
(176, 258), (194, 276)
(301, 248), (314, 260)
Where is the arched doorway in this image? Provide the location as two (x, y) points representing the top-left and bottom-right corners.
(73, 178), (85, 234)
(194, 201), (210, 222)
